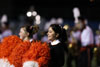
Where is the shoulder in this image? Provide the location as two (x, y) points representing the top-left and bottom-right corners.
(86, 26), (93, 32)
(82, 26), (93, 34)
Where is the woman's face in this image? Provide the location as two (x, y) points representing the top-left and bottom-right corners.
(19, 28), (28, 39)
(47, 27), (56, 41)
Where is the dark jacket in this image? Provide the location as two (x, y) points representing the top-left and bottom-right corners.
(48, 43), (65, 67)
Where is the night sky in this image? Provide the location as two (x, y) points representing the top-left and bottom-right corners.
(0, 0), (100, 21)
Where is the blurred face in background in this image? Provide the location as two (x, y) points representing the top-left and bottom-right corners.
(1, 23), (9, 31)
(76, 20), (85, 30)
(19, 27), (29, 40)
(47, 27), (57, 41)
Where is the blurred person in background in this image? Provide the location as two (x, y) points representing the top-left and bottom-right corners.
(41, 31), (49, 43)
(0, 22), (12, 42)
(76, 16), (94, 67)
(94, 30), (100, 67)
(67, 25), (81, 67)
(95, 30), (100, 46)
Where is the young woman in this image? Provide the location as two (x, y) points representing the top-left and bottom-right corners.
(0, 25), (37, 67)
(47, 24), (67, 67)
(19, 25), (39, 42)
(22, 26), (50, 67)
(0, 25), (50, 67)
(0, 22), (12, 42)
(8, 25), (38, 67)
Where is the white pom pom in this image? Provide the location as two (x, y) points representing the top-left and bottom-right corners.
(0, 58), (15, 67)
(23, 61), (39, 67)
(10, 65), (15, 67)
(0, 59), (4, 67)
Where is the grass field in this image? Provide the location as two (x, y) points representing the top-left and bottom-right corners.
(63, 54), (97, 67)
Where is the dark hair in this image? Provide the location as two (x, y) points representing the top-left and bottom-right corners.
(50, 24), (67, 43)
(78, 16), (85, 22)
(4, 22), (9, 26)
(21, 25), (39, 38)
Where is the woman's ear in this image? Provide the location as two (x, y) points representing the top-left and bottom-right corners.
(56, 33), (59, 38)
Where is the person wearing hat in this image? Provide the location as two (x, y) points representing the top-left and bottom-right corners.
(76, 16), (94, 67)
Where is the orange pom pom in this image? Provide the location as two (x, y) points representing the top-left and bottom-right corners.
(22, 41), (50, 67)
(0, 35), (22, 58)
(8, 41), (31, 67)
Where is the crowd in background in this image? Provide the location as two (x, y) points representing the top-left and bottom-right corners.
(0, 13), (100, 67)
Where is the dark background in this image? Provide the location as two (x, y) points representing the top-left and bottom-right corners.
(0, 0), (100, 21)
